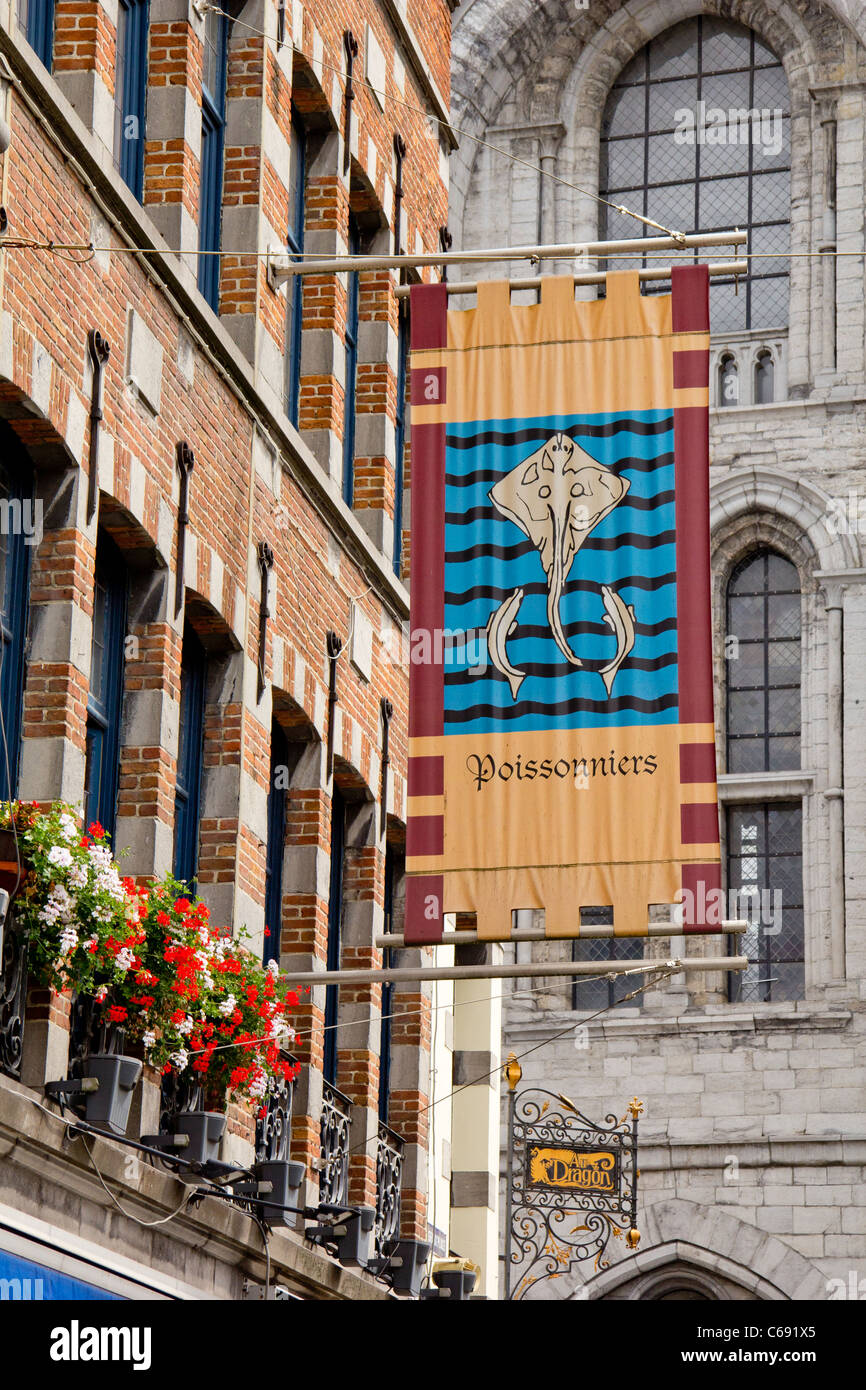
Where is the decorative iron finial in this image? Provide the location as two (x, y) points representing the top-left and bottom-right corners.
(504, 1052), (522, 1091)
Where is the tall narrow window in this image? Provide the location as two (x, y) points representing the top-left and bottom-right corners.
(599, 15), (790, 331)
(0, 451), (32, 801)
(726, 550), (804, 1003)
(392, 305), (409, 575)
(342, 217), (361, 506)
(18, 0), (54, 69)
(323, 787), (345, 1084)
(378, 843), (401, 1122)
(754, 350), (775, 404)
(173, 627), (207, 887)
(286, 111), (307, 427)
(114, 0), (149, 200)
(263, 722), (288, 966)
(572, 908), (644, 1010)
(718, 354), (739, 408)
(85, 536), (128, 838)
(197, 8), (228, 311)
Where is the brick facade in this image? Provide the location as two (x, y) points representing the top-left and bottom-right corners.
(0, 0), (452, 1299)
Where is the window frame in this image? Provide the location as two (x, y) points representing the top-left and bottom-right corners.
(392, 302), (409, 575)
(571, 909), (644, 1010)
(342, 216), (361, 507)
(114, 0), (149, 201)
(323, 786), (346, 1085)
(173, 626), (207, 888)
(286, 109), (307, 428)
(197, 9), (229, 311)
(85, 535), (128, 838)
(725, 549), (801, 775)
(263, 721), (288, 966)
(0, 451), (33, 802)
(19, 0), (54, 69)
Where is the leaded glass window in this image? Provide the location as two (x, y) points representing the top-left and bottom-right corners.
(599, 16), (790, 332)
(727, 802), (804, 1002)
(726, 550), (800, 774)
(572, 907), (644, 1010)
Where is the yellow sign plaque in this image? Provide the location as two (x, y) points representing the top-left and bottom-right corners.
(527, 1145), (619, 1194)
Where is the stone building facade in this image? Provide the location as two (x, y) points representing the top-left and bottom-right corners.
(0, 0), (461, 1299)
(451, 0), (866, 1300)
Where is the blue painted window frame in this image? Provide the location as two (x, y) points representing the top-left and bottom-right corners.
(173, 626), (207, 888)
(0, 447), (32, 802)
(114, 0), (149, 200)
(18, 0), (54, 69)
(85, 535), (128, 838)
(323, 786), (345, 1085)
(263, 721), (288, 966)
(286, 111), (307, 428)
(342, 217), (360, 506)
(392, 305), (409, 575)
(378, 843), (399, 1122)
(197, 11), (229, 311)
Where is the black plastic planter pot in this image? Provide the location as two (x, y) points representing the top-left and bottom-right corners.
(75, 1053), (143, 1136)
(173, 1110), (226, 1165)
(253, 1159), (306, 1224)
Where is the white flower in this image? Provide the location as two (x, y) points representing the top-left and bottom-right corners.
(142, 1029), (156, 1051)
(175, 1015), (193, 1036)
(87, 844), (112, 871)
(266, 959), (279, 977)
(59, 925), (78, 955)
(248, 1069), (267, 1099)
(169, 1049), (189, 1073)
(39, 901), (61, 926)
(115, 947), (135, 972)
(95, 985), (108, 1003)
(217, 994), (236, 1017)
(91, 902), (114, 923)
(57, 813), (78, 842)
(68, 862), (88, 889)
(47, 846), (73, 869)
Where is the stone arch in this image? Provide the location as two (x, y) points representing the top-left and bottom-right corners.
(574, 1199), (827, 1300)
(710, 465), (860, 577)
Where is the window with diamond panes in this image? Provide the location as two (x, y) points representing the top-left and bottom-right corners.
(726, 550), (800, 774)
(727, 802), (804, 1002)
(572, 908), (644, 1010)
(599, 16), (790, 332)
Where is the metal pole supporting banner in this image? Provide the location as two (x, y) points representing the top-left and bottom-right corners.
(283, 957), (748, 987)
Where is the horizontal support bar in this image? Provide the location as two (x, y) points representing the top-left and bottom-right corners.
(267, 230), (746, 286)
(285, 957), (748, 986)
(394, 260), (747, 299)
(374, 921), (749, 950)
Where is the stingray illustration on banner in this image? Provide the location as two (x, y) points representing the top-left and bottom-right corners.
(404, 269), (721, 943)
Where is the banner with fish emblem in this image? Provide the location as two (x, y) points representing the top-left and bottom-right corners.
(404, 268), (720, 943)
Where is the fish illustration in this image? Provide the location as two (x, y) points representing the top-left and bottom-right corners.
(599, 585), (636, 696)
(489, 433), (629, 667)
(486, 587), (527, 700)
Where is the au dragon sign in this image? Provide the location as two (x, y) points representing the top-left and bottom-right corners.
(405, 269), (721, 944)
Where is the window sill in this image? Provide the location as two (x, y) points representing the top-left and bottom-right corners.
(717, 770), (815, 801)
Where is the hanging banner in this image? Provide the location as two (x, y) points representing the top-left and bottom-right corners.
(405, 268), (720, 943)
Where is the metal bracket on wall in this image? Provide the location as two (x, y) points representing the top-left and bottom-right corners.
(174, 441), (195, 618)
(326, 629), (343, 777)
(379, 697), (393, 837)
(86, 329), (110, 523)
(342, 30), (359, 174)
(439, 225), (453, 281)
(256, 540), (275, 701)
(393, 134), (407, 256)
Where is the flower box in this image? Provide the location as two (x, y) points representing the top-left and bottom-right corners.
(73, 1052), (143, 1136)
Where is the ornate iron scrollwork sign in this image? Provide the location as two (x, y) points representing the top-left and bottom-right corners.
(504, 1087), (642, 1300)
(374, 1121), (404, 1256)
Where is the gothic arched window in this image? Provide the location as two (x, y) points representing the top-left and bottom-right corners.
(599, 16), (790, 332)
(718, 353), (739, 407)
(755, 349), (775, 403)
(725, 550), (804, 1003)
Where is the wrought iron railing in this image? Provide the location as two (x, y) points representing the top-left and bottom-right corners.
(374, 1121), (404, 1256)
(318, 1081), (351, 1205)
(0, 910), (27, 1080)
(255, 1053), (297, 1164)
